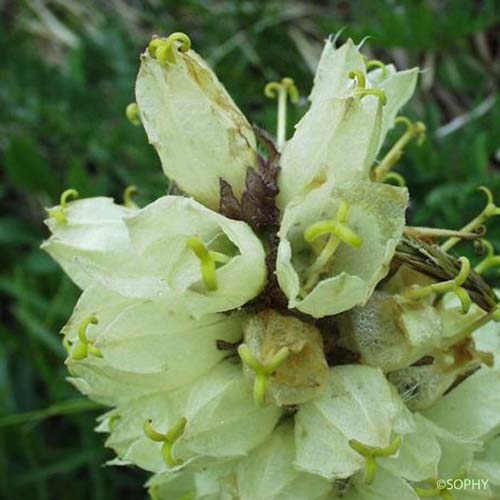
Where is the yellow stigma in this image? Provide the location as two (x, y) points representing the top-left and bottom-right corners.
(50, 188), (79, 224)
(70, 316), (102, 360)
(348, 69), (366, 89)
(415, 468), (465, 499)
(264, 77), (299, 150)
(186, 236), (230, 292)
(355, 88), (387, 105)
(302, 201), (362, 294)
(365, 59), (388, 75)
(373, 116), (426, 182)
(441, 186), (500, 252)
(149, 32), (191, 65)
(349, 435), (401, 484)
(143, 417), (187, 468)
(123, 185), (138, 209)
(126, 102), (141, 126)
(474, 239), (500, 274)
(238, 344), (290, 407)
(348, 70), (386, 105)
(403, 257), (472, 314)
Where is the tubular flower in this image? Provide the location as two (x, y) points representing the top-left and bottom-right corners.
(43, 33), (500, 500)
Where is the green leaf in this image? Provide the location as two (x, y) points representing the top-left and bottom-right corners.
(4, 137), (57, 196)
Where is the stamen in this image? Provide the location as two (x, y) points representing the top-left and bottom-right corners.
(71, 316), (102, 360)
(474, 240), (500, 274)
(126, 103), (141, 126)
(148, 485), (159, 500)
(373, 116), (426, 182)
(415, 469), (465, 499)
(123, 185), (138, 209)
(404, 226), (484, 241)
(108, 414), (122, 431)
(186, 237), (216, 291)
(349, 435), (401, 484)
(348, 69), (366, 89)
(441, 187), (500, 252)
(403, 257), (472, 313)
(355, 88), (387, 105)
(62, 336), (71, 354)
(149, 32), (191, 65)
(143, 417), (187, 468)
(443, 304), (500, 349)
(148, 38), (164, 58)
(365, 59), (388, 75)
(186, 236), (230, 291)
(264, 77), (299, 149)
(302, 202), (362, 293)
(238, 344), (289, 407)
(383, 172), (406, 186)
(50, 189), (79, 224)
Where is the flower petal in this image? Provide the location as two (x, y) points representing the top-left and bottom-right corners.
(96, 301), (243, 376)
(308, 38), (366, 103)
(367, 65), (419, 154)
(136, 44), (256, 210)
(277, 181), (408, 318)
(378, 414), (441, 482)
(61, 284), (135, 344)
(278, 96), (383, 208)
(294, 365), (410, 480)
(278, 40), (418, 208)
(41, 197), (136, 289)
(177, 362), (281, 461)
(419, 416), (481, 478)
(123, 195), (266, 316)
(67, 361), (171, 406)
(147, 466), (228, 500)
(105, 362), (281, 473)
(233, 423), (333, 500)
(68, 196), (267, 316)
(65, 292), (244, 405)
(422, 369), (500, 441)
(342, 467), (420, 500)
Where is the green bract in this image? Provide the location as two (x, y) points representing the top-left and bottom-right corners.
(42, 33), (500, 500)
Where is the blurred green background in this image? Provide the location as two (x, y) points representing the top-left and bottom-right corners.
(1, 0), (499, 498)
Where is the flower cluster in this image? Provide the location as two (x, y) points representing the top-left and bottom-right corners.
(43, 32), (500, 500)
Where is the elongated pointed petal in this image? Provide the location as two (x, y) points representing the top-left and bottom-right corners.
(136, 44), (256, 210)
(278, 38), (418, 208)
(309, 38), (366, 103)
(367, 65), (419, 154)
(278, 96), (382, 207)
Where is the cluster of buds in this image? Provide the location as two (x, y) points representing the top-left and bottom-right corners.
(43, 32), (500, 500)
